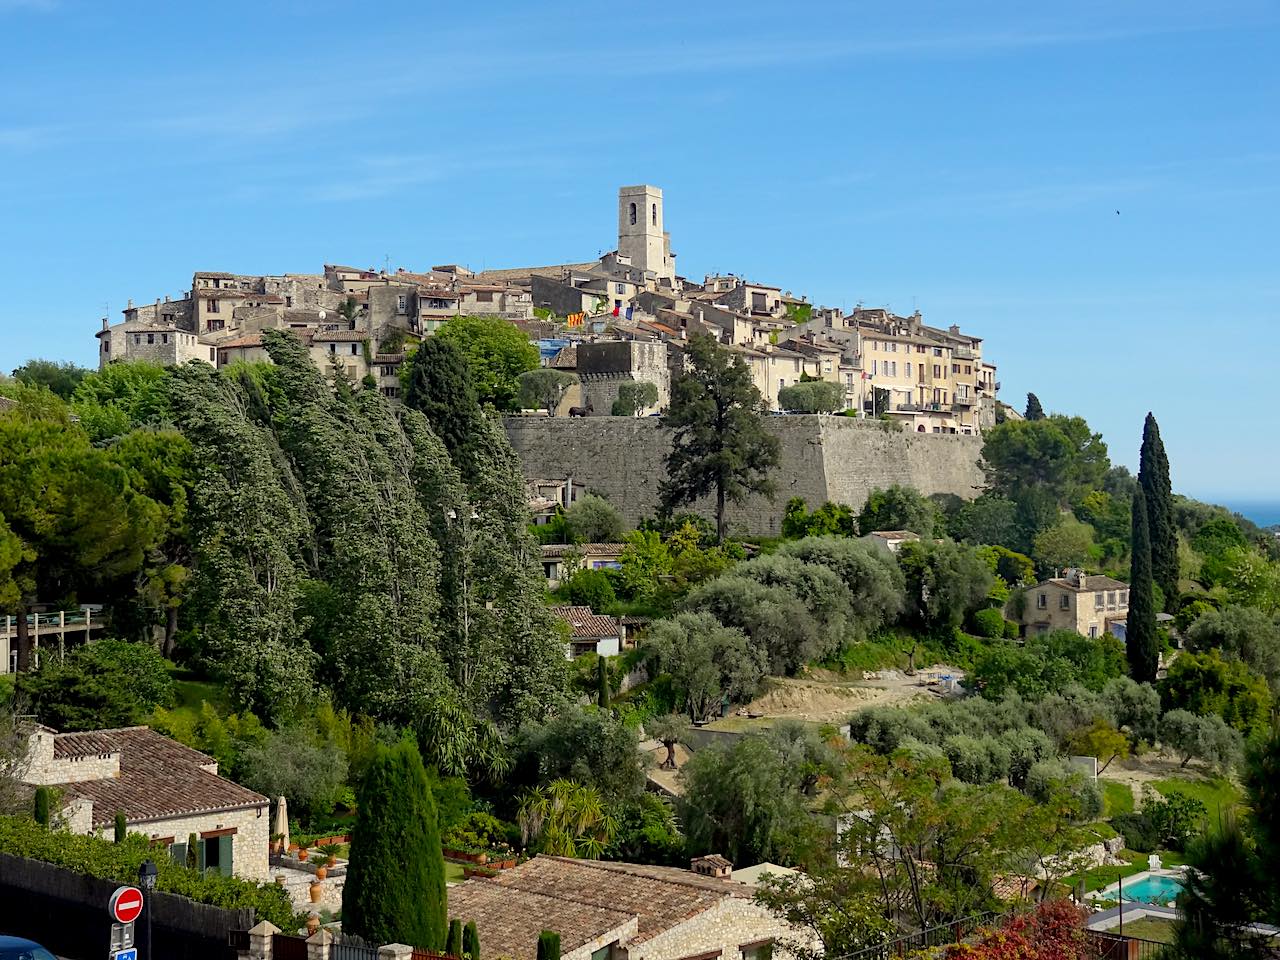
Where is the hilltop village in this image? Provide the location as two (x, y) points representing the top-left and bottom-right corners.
(96, 184), (1002, 436)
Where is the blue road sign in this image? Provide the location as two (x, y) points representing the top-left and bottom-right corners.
(112, 949), (138, 960)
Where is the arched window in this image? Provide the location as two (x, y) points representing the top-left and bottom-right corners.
(651, 203), (657, 225)
(629, 202), (637, 225)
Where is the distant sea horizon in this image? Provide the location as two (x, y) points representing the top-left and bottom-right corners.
(1209, 499), (1280, 528)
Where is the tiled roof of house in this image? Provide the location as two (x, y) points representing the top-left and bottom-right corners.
(216, 334), (265, 349)
(195, 288), (251, 299)
(193, 271), (238, 280)
(540, 543), (625, 559)
(1043, 575), (1129, 593)
(550, 606), (621, 639)
(50, 727), (267, 828)
(450, 855), (758, 960)
(548, 346), (577, 369)
(448, 871), (635, 960)
(311, 330), (368, 342)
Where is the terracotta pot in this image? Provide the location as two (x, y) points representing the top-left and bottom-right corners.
(326, 856), (337, 868)
(315, 865), (328, 881)
(298, 848), (309, 861)
(309, 880), (323, 903)
(275, 875), (286, 887)
(306, 914), (320, 935)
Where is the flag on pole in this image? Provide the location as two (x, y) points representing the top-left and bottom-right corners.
(625, 305), (634, 320)
(612, 305), (620, 317)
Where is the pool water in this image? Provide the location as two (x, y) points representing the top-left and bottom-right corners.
(1119, 873), (1184, 904)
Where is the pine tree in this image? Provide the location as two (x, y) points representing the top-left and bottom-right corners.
(660, 333), (780, 542)
(1023, 393), (1045, 421)
(1138, 412), (1178, 610)
(343, 740), (448, 949)
(537, 931), (561, 960)
(447, 919), (463, 957)
(1127, 488), (1160, 683)
(463, 921), (480, 960)
(114, 810), (127, 842)
(595, 655), (610, 709)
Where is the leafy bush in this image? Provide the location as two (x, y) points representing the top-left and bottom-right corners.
(556, 569), (616, 611)
(970, 608), (1005, 639)
(0, 815), (298, 929)
(17, 639), (174, 731)
(1111, 812), (1158, 853)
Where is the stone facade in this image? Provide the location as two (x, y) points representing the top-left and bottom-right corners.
(1022, 572), (1131, 639)
(632, 895), (798, 960)
(577, 340), (672, 415)
(504, 415), (985, 536)
(125, 805), (271, 882)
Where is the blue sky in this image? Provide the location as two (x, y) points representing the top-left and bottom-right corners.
(2, 0), (1278, 501)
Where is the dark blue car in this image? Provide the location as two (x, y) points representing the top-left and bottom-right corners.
(0, 937), (56, 960)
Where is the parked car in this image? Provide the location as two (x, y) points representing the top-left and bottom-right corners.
(0, 937), (57, 960)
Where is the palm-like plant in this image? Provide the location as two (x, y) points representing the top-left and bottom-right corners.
(517, 779), (616, 859)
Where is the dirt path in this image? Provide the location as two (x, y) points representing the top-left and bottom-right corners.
(720, 665), (966, 725)
(1099, 752), (1216, 809)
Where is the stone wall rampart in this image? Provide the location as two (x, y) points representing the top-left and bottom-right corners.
(504, 415), (985, 536)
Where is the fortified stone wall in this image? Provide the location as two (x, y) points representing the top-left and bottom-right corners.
(504, 415), (986, 536)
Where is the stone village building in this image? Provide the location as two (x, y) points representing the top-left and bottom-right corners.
(20, 724), (270, 881)
(1019, 569), (1131, 639)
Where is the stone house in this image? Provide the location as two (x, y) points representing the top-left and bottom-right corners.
(97, 318), (215, 367)
(447, 855), (801, 960)
(861, 530), (922, 555)
(577, 340), (671, 415)
(1021, 570), (1130, 639)
(540, 543), (626, 589)
(21, 725), (270, 881)
(551, 606), (625, 659)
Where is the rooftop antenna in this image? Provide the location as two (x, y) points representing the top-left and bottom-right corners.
(383, 254), (390, 275)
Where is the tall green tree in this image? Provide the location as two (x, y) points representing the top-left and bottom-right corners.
(857, 485), (939, 537)
(402, 336), (483, 463)
(1169, 725), (1280, 958)
(11, 359), (89, 399)
(660, 334), (780, 542)
(1139, 413), (1178, 610)
(343, 740), (447, 949)
(463, 922), (480, 960)
(1127, 488), (1160, 683)
(1023, 392), (1045, 421)
(436, 315), (540, 412)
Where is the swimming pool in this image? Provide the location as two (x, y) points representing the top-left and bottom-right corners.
(1117, 873), (1185, 905)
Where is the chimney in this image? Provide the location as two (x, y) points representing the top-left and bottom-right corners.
(1075, 569), (1088, 588)
(126, 298), (133, 309)
(101, 318), (109, 331)
(949, 324), (960, 335)
(690, 855), (733, 880)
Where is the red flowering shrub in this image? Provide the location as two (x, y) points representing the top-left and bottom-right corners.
(944, 901), (1090, 960)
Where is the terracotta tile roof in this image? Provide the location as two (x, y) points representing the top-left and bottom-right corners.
(50, 727), (267, 828)
(311, 330), (367, 342)
(550, 606), (621, 640)
(216, 334), (265, 349)
(540, 544), (625, 559)
(195, 288), (251, 299)
(549, 346), (577, 369)
(193, 271), (238, 280)
(492, 857), (750, 941)
(1042, 575), (1129, 593)
(447, 873), (635, 960)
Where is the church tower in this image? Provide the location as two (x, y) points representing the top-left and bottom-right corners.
(618, 185), (675, 282)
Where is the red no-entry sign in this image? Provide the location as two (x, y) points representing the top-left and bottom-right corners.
(109, 885), (145, 924)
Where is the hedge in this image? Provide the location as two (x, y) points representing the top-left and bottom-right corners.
(0, 816), (300, 930)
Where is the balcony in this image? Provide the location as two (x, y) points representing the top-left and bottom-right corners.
(953, 346), (976, 360)
(953, 395), (976, 408)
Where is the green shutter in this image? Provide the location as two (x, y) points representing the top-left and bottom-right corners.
(198, 838), (207, 873)
(171, 842), (186, 866)
(218, 834), (233, 877)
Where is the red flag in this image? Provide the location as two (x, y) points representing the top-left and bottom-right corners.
(612, 305), (620, 317)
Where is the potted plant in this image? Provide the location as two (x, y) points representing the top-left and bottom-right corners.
(317, 842), (341, 868)
(298, 843), (310, 862)
(314, 860), (328, 881)
(270, 833), (285, 856)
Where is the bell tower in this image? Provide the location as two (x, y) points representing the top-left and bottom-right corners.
(617, 185), (674, 282)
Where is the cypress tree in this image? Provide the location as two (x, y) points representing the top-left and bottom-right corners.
(186, 832), (199, 869)
(1128, 488), (1160, 683)
(1024, 392), (1045, 421)
(1138, 412), (1178, 610)
(596, 655), (609, 709)
(114, 810), (127, 843)
(447, 919), (463, 958)
(343, 740), (448, 949)
(537, 931), (561, 960)
(463, 921), (480, 960)
(33, 787), (49, 828)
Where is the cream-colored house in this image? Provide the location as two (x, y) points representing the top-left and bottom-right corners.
(1021, 570), (1130, 639)
(21, 725), (270, 881)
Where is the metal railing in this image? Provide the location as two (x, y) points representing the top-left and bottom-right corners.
(834, 909), (1020, 960)
(1084, 931), (1167, 958)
